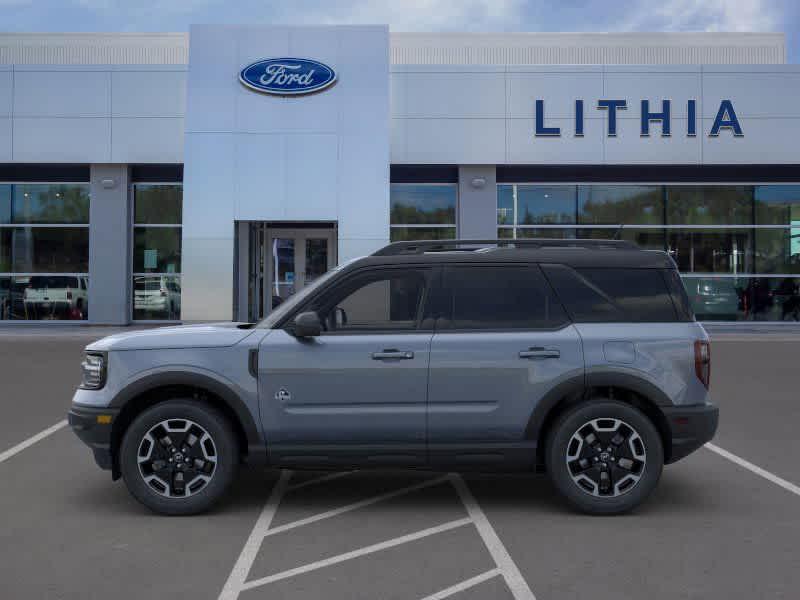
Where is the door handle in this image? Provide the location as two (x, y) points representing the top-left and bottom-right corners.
(519, 347), (560, 360)
(372, 349), (414, 360)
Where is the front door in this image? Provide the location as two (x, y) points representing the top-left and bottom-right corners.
(259, 265), (435, 467)
(426, 264), (584, 469)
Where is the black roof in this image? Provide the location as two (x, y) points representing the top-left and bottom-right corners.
(353, 239), (675, 270)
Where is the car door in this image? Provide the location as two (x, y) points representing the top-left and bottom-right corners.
(427, 264), (584, 469)
(259, 265), (436, 467)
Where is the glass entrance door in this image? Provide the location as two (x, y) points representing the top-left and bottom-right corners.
(247, 226), (336, 320)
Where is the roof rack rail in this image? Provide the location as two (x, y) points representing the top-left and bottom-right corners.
(372, 238), (638, 256)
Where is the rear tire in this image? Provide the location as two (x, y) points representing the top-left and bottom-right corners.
(120, 400), (238, 515)
(546, 399), (663, 515)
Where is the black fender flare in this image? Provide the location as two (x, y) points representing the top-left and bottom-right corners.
(110, 370), (265, 461)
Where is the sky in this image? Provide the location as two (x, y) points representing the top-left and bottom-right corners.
(0, 0), (797, 62)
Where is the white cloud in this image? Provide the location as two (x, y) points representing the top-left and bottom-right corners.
(281, 0), (524, 31)
(622, 0), (780, 32)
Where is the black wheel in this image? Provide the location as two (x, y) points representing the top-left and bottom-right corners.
(546, 400), (663, 515)
(120, 400), (238, 515)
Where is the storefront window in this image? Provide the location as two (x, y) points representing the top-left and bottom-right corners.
(666, 186), (752, 225)
(0, 183), (90, 321)
(132, 184), (182, 320)
(578, 185), (662, 225)
(390, 184), (456, 242)
(668, 229), (753, 274)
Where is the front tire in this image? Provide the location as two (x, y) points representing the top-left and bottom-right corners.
(546, 400), (663, 515)
(120, 400), (238, 515)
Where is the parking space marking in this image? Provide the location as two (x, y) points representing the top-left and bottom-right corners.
(286, 470), (357, 492)
(419, 569), (501, 600)
(219, 469), (292, 600)
(0, 420), (67, 464)
(240, 517), (473, 592)
(450, 474), (537, 600)
(262, 474), (450, 539)
(705, 443), (800, 498)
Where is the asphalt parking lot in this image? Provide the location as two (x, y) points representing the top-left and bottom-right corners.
(1, 327), (799, 599)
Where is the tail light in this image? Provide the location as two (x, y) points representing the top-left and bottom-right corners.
(694, 340), (711, 389)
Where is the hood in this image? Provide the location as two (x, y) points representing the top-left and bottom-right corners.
(86, 322), (258, 352)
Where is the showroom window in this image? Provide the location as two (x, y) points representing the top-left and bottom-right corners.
(0, 183), (90, 321)
(497, 183), (800, 321)
(132, 184), (182, 320)
(390, 183), (457, 241)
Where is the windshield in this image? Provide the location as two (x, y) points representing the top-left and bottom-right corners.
(257, 266), (342, 329)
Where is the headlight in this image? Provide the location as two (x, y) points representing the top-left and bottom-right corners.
(80, 352), (106, 390)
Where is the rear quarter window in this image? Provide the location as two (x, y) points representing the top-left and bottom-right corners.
(542, 264), (682, 323)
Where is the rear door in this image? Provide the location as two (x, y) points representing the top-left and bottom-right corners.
(427, 264), (584, 468)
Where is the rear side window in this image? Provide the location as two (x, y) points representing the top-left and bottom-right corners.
(542, 264), (680, 323)
(662, 268), (694, 322)
(441, 265), (568, 330)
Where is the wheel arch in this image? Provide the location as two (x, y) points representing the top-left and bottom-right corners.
(109, 372), (265, 480)
(527, 371), (673, 469)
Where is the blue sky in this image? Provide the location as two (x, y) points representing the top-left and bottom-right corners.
(1, 0), (798, 62)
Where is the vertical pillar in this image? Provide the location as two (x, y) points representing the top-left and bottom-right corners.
(88, 164), (131, 325)
(457, 166), (497, 239)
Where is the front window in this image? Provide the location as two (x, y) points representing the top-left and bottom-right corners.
(132, 184), (182, 320)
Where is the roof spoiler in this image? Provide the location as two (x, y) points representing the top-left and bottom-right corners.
(373, 238), (638, 256)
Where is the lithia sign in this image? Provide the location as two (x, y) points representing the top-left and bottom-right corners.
(535, 99), (743, 138)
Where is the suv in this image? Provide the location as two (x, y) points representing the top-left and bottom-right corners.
(69, 239), (718, 516)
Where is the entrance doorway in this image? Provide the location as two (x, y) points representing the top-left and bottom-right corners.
(245, 223), (337, 321)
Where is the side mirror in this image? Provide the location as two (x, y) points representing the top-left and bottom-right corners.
(293, 311), (322, 338)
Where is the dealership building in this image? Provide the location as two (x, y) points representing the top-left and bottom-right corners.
(0, 27), (799, 324)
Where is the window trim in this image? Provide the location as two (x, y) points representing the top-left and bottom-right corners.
(435, 263), (571, 333)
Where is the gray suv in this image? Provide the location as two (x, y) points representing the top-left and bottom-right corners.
(69, 239), (718, 516)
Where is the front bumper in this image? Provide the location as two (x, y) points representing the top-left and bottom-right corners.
(662, 402), (719, 464)
(68, 405), (119, 471)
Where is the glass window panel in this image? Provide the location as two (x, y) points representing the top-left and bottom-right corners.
(667, 229), (753, 274)
(390, 184), (456, 225)
(305, 238), (329, 284)
(390, 227), (456, 242)
(666, 186), (753, 225)
(319, 270), (427, 331)
(134, 184), (182, 225)
(754, 185), (800, 225)
(516, 185), (575, 224)
(133, 275), (181, 320)
(576, 228), (666, 251)
(7, 184), (89, 224)
(514, 228), (576, 239)
(443, 266), (568, 330)
(0, 275), (89, 321)
(0, 185), (10, 223)
(755, 228), (800, 274)
(497, 185), (514, 225)
(682, 276), (748, 321)
(133, 227), (181, 273)
(766, 277), (800, 321)
(1, 227), (89, 273)
(578, 185), (663, 225)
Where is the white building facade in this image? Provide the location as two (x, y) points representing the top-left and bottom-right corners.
(0, 28), (799, 323)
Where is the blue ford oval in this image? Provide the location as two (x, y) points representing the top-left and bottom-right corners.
(239, 58), (337, 96)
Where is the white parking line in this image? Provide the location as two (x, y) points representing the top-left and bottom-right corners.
(705, 443), (800, 498)
(240, 518), (472, 591)
(0, 420), (67, 464)
(450, 474), (537, 600)
(418, 568), (501, 600)
(218, 469), (292, 600)
(262, 474), (450, 539)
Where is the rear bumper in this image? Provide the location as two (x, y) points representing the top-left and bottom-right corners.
(662, 402), (719, 464)
(68, 405), (119, 471)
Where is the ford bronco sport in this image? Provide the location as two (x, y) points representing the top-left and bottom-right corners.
(69, 239), (718, 515)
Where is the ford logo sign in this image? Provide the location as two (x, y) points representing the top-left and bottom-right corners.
(239, 58), (337, 96)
